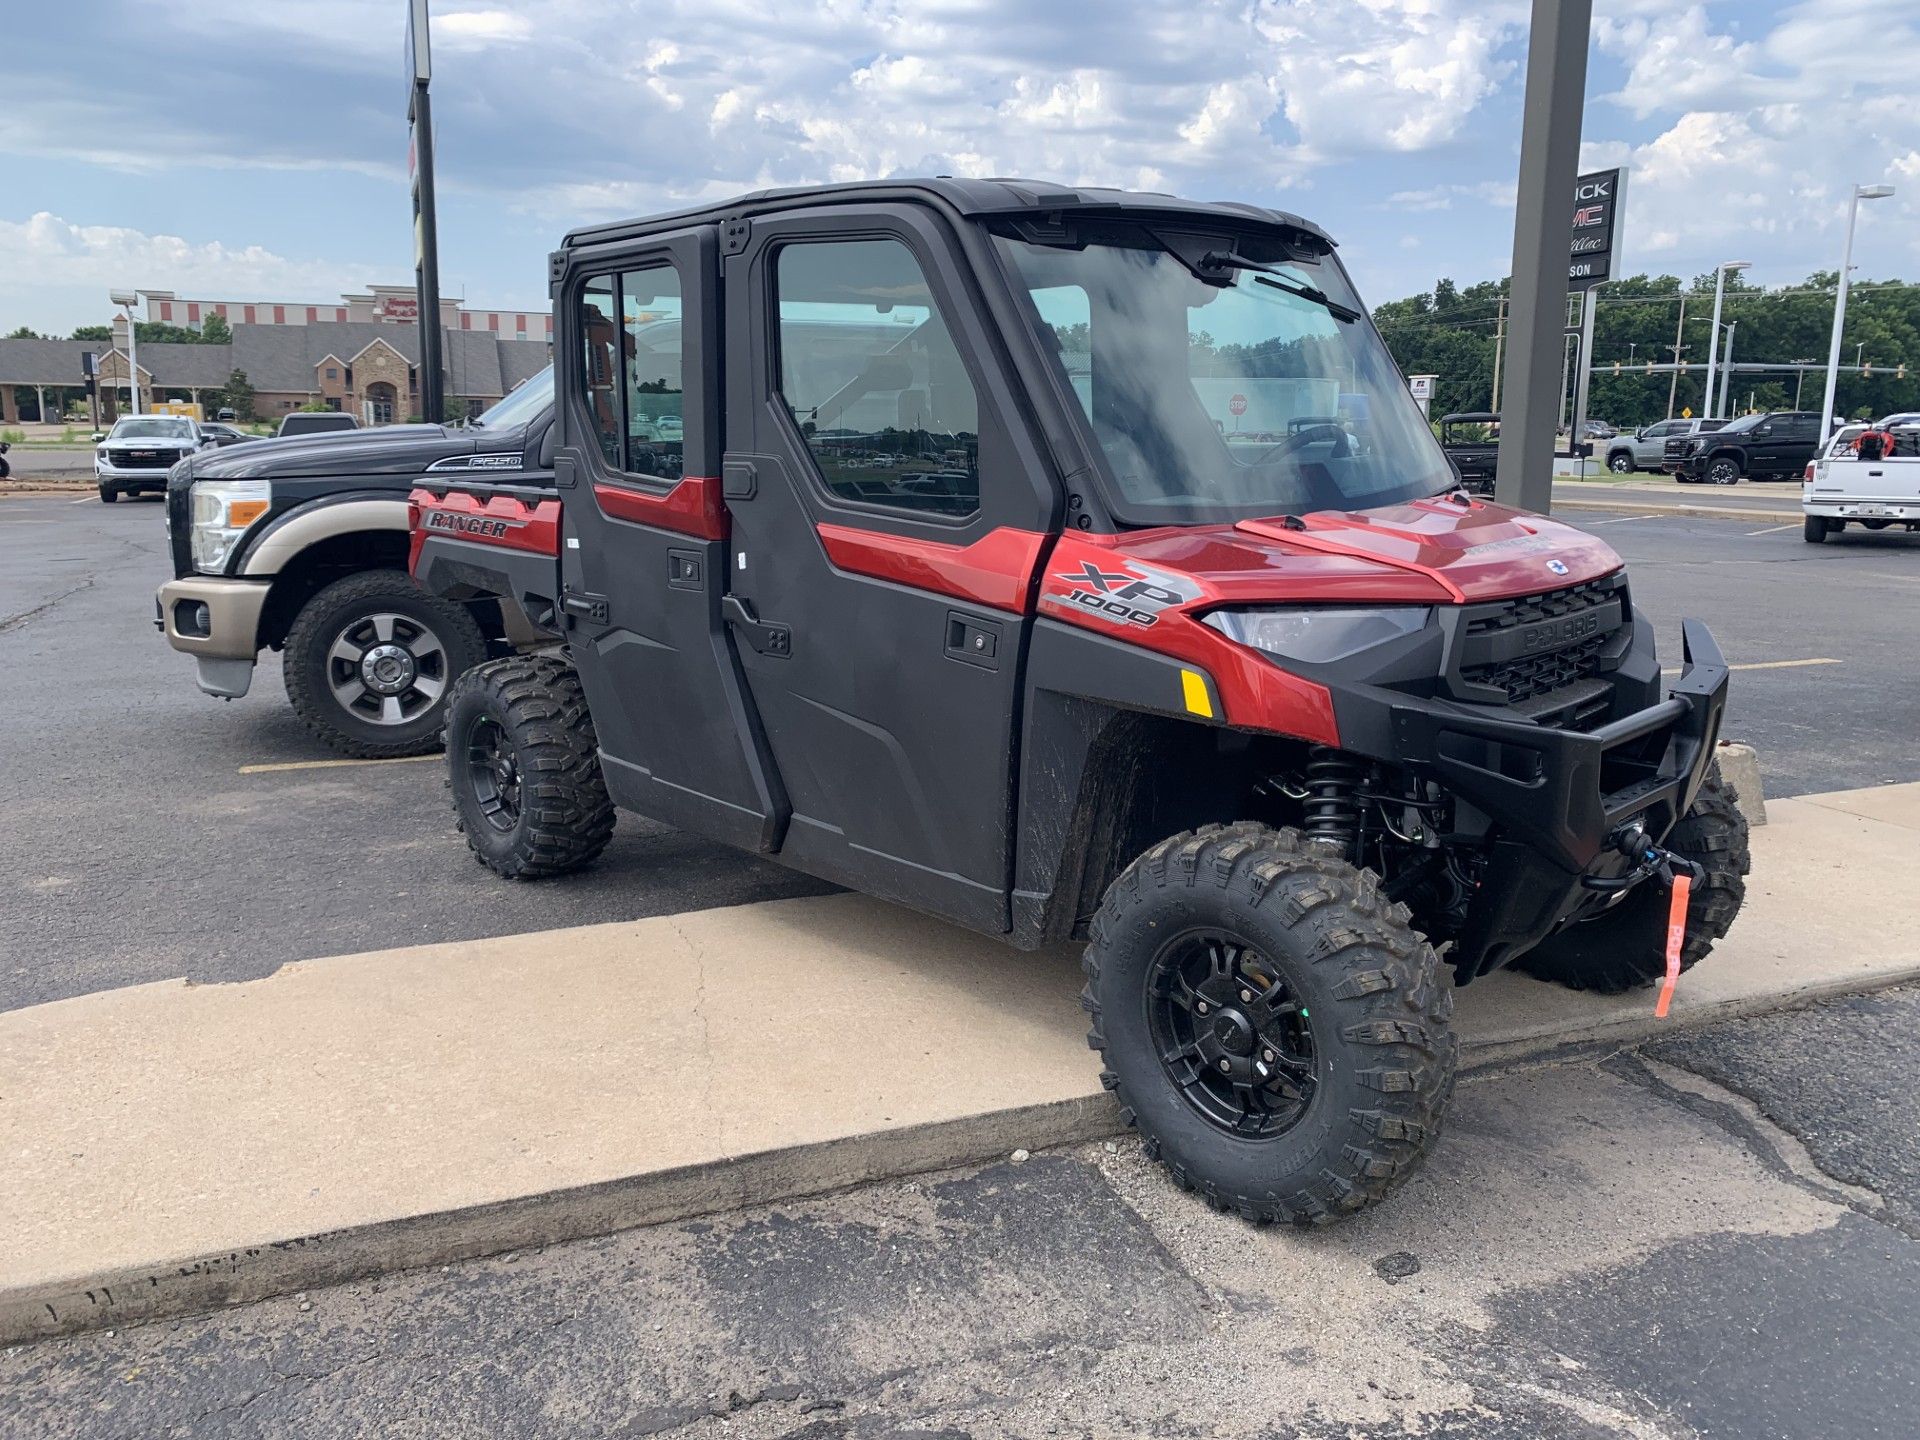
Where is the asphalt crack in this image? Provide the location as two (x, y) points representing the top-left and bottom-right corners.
(0, 576), (97, 635)
(1606, 1050), (1904, 1235)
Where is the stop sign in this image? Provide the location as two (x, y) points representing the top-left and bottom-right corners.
(1228, 393), (1248, 417)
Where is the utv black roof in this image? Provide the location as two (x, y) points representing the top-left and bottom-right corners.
(560, 177), (1336, 254)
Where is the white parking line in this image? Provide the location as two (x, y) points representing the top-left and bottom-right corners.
(1745, 523), (1796, 536)
(1661, 657), (1841, 676)
(69, 495), (96, 505)
(1584, 514), (1660, 526)
(239, 754), (441, 775)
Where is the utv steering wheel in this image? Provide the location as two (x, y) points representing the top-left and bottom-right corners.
(1243, 423), (1353, 466)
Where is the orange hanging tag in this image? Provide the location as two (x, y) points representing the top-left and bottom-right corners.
(1655, 872), (1691, 1018)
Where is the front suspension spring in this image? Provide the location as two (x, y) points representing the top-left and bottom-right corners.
(1302, 747), (1365, 857)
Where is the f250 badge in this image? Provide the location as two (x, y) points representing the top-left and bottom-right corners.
(421, 509), (527, 539)
(1050, 559), (1198, 628)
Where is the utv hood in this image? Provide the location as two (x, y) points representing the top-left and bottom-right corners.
(1110, 497), (1623, 607)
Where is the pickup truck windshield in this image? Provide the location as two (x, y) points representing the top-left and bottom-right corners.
(473, 364), (553, 430)
(112, 417), (193, 440)
(994, 226), (1454, 524)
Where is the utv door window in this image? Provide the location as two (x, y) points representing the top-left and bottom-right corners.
(774, 238), (980, 518)
(577, 266), (686, 483)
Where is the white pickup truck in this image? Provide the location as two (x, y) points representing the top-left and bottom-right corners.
(1803, 417), (1920, 543)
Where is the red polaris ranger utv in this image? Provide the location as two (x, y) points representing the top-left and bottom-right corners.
(411, 180), (1747, 1223)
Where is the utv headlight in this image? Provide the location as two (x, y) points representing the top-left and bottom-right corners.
(1203, 607), (1431, 664)
(190, 478), (272, 572)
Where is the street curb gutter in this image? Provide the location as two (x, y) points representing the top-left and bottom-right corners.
(10, 962), (1919, 1349)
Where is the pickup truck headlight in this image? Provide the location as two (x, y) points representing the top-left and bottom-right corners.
(190, 478), (272, 572)
(1203, 607), (1432, 664)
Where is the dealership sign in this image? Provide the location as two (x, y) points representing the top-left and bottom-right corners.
(1569, 168), (1628, 291)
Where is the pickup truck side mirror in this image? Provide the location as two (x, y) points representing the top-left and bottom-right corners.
(92, 431), (106, 442)
(1755, 424), (1773, 437)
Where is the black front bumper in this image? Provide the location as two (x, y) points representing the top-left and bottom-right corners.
(1334, 618), (1729, 978)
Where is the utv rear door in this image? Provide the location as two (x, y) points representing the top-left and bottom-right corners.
(720, 206), (1057, 931)
(553, 228), (780, 849)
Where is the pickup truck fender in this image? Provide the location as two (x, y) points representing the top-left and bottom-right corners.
(239, 493), (409, 576)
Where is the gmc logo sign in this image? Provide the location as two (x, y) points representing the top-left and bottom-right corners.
(1520, 614), (1600, 652)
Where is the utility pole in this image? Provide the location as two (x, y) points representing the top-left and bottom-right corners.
(1494, 0), (1593, 513)
(1717, 322), (1737, 416)
(1490, 296), (1508, 412)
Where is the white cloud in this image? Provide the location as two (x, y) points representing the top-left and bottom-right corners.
(434, 10), (535, 47)
(0, 213), (371, 328)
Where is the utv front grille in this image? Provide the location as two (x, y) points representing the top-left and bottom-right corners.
(1449, 571), (1629, 728)
(1462, 632), (1610, 703)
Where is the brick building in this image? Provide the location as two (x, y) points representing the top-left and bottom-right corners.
(138, 283), (554, 341)
(0, 319), (549, 425)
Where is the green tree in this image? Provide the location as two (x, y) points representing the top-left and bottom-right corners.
(5, 325), (48, 340)
(216, 369), (256, 421)
(200, 312), (233, 345)
(70, 324), (113, 342)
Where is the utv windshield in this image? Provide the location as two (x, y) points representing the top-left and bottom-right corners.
(993, 223), (1454, 525)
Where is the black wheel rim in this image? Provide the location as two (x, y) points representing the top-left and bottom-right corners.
(1146, 930), (1318, 1139)
(465, 715), (523, 833)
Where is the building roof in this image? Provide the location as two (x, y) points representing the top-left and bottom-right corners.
(0, 338), (99, 385)
(0, 326), (550, 395)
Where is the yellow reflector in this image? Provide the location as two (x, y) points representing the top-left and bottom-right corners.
(1181, 668), (1214, 718)
(227, 499), (270, 527)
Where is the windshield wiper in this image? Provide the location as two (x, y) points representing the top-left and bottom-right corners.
(1252, 273), (1360, 324)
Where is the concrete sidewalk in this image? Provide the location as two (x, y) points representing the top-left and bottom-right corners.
(6, 784), (1918, 1344)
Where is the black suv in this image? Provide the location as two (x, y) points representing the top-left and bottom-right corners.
(1676, 411), (1823, 485)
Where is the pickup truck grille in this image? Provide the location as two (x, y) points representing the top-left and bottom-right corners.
(113, 448), (186, 469)
(1662, 437), (1695, 467)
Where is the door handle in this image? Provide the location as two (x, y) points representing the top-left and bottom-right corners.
(722, 594), (792, 658)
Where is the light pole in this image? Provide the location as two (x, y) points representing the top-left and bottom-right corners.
(1702, 260), (1751, 418)
(110, 289), (141, 418)
(1791, 358), (1817, 408)
(1819, 183), (1894, 438)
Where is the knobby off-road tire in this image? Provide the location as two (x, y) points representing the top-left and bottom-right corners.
(1083, 822), (1457, 1225)
(1515, 764), (1750, 995)
(283, 569), (487, 759)
(443, 653), (614, 879)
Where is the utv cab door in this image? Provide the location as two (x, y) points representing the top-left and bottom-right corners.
(553, 228), (780, 850)
(719, 207), (1057, 932)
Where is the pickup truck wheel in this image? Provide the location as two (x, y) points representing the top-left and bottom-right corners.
(443, 654), (614, 879)
(283, 569), (486, 759)
(1607, 451), (1635, 474)
(98, 484), (118, 503)
(1708, 456), (1741, 486)
(1515, 765), (1749, 994)
(1803, 515), (1832, 543)
(1083, 823), (1455, 1225)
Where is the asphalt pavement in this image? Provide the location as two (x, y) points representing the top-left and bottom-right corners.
(8, 987), (1917, 1439)
(1, 494), (1914, 1014)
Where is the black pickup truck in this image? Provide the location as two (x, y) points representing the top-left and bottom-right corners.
(1670, 410), (1824, 484)
(1438, 412), (1500, 494)
(154, 369), (554, 756)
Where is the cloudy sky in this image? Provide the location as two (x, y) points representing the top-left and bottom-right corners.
(3, 0), (1916, 333)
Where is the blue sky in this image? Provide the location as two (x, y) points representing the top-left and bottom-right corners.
(3, 0), (1916, 335)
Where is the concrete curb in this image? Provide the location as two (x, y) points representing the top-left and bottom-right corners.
(11, 958), (1918, 1349)
(1551, 494), (1795, 522)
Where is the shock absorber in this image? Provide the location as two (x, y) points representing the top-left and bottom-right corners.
(1302, 746), (1364, 858)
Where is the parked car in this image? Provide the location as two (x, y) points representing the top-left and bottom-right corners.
(407, 178), (1743, 1228)
(1438, 412), (1500, 493)
(1581, 420), (1617, 440)
(197, 422), (254, 448)
(275, 411), (360, 439)
(94, 415), (219, 502)
(153, 368), (554, 756)
(1803, 419), (1920, 542)
(1606, 418), (1727, 474)
(1674, 410), (1823, 485)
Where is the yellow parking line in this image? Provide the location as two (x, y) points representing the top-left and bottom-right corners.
(238, 754), (441, 775)
(1661, 657), (1841, 676)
